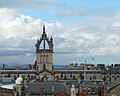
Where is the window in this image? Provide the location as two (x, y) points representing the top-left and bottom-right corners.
(93, 75), (96, 80)
(56, 75), (59, 79)
(46, 55), (48, 62)
(73, 75), (76, 80)
(43, 55), (45, 62)
(110, 77), (111, 82)
(90, 76), (92, 80)
(92, 88), (96, 93)
(61, 74), (63, 78)
(83, 88), (86, 92)
(64, 75), (67, 80)
(87, 88), (91, 93)
(112, 75), (114, 77)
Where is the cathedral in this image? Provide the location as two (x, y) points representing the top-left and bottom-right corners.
(0, 24), (120, 96)
(34, 24), (102, 82)
(0, 24), (120, 83)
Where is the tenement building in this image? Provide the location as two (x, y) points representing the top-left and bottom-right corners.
(0, 25), (120, 96)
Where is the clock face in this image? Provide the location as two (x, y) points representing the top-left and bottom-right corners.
(112, 94), (116, 96)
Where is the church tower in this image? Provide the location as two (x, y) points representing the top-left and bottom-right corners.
(35, 24), (54, 81)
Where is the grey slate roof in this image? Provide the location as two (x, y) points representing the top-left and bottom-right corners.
(58, 80), (79, 87)
(0, 70), (36, 74)
(54, 69), (101, 74)
(80, 80), (96, 87)
(98, 81), (120, 91)
(54, 67), (83, 70)
(103, 67), (120, 74)
(27, 81), (65, 94)
(0, 78), (15, 85)
(106, 82), (120, 91)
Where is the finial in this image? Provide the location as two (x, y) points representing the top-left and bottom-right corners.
(50, 37), (53, 40)
(43, 20), (46, 34)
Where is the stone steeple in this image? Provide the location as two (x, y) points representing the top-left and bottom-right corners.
(35, 24), (54, 81)
(43, 24), (46, 34)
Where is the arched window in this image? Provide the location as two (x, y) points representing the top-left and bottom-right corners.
(92, 88), (96, 93)
(83, 88), (86, 92)
(8, 74), (10, 77)
(110, 77), (111, 82)
(93, 75), (96, 80)
(112, 75), (114, 77)
(28, 74), (30, 78)
(61, 74), (63, 78)
(73, 75), (77, 80)
(43, 55), (45, 62)
(14, 75), (17, 79)
(87, 88), (91, 93)
(64, 75), (67, 80)
(56, 75), (59, 80)
(90, 76), (92, 80)
(81, 75), (84, 80)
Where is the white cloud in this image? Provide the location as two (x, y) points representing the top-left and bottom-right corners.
(0, 8), (64, 64)
(113, 22), (120, 27)
(0, 8), (120, 64)
(0, 8), (41, 39)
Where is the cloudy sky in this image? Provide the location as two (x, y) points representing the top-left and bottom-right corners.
(0, 0), (120, 66)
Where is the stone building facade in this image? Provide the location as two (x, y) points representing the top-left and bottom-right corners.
(0, 25), (120, 96)
(107, 83), (120, 96)
(0, 25), (120, 83)
(35, 25), (54, 81)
